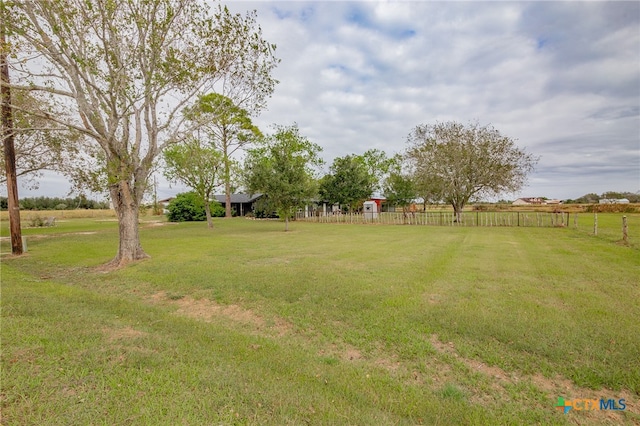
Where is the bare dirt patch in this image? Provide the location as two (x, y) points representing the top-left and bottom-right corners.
(103, 326), (148, 342)
(141, 221), (177, 228)
(425, 293), (443, 305)
(429, 334), (639, 423)
(149, 291), (292, 336)
(343, 346), (363, 361)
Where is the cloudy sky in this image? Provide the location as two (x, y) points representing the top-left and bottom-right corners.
(11, 0), (640, 201)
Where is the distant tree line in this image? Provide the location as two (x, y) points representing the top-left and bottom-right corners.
(0, 196), (110, 211)
(564, 192), (640, 204)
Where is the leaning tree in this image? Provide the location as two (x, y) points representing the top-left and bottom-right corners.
(407, 121), (537, 222)
(4, 0), (278, 266)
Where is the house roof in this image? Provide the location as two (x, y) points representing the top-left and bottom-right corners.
(213, 193), (263, 204)
(513, 197), (543, 204)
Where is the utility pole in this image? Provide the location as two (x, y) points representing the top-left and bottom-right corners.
(1, 8), (24, 255)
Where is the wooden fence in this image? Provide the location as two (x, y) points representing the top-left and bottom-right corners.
(295, 211), (572, 227)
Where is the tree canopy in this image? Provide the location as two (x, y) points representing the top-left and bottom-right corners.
(319, 154), (376, 213)
(383, 161), (416, 215)
(0, 91), (84, 189)
(163, 138), (223, 229)
(5, 0), (278, 266)
(243, 124), (322, 231)
(187, 93), (262, 218)
(407, 121), (537, 220)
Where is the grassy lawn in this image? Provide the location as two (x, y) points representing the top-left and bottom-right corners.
(2, 217), (639, 425)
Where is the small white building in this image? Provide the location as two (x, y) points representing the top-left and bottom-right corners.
(599, 198), (630, 204)
(363, 200), (378, 220)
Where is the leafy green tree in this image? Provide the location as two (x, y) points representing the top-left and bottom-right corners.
(573, 193), (600, 204)
(163, 138), (223, 229)
(244, 124), (322, 231)
(384, 164), (416, 222)
(187, 93), (262, 218)
(361, 149), (397, 194)
(319, 154), (376, 213)
(407, 121), (537, 221)
(6, 1), (278, 266)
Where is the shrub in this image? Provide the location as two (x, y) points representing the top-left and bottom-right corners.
(210, 202), (225, 218)
(28, 215), (45, 227)
(166, 192), (224, 222)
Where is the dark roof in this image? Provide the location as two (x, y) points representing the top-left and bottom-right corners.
(213, 193), (263, 204)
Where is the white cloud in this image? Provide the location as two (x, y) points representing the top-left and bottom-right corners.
(10, 1), (639, 200)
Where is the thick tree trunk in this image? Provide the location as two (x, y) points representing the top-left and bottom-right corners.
(452, 203), (463, 223)
(109, 181), (149, 267)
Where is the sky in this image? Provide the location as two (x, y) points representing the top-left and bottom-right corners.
(8, 0), (640, 202)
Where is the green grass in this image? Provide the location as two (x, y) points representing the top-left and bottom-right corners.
(2, 218), (639, 425)
(572, 212), (640, 248)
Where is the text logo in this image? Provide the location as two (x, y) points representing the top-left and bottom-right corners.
(556, 397), (626, 414)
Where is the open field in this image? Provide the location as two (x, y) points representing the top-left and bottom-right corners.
(1, 217), (639, 425)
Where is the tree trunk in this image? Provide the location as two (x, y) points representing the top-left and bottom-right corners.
(204, 200), (213, 229)
(284, 215), (289, 231)
(452, 203), (463, 223)
(224, 145), (232, 218)
(225, 178), (232, 218)
(109, 181), (149, 267)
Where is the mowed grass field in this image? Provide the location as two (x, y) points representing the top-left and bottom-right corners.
(1, 216), (639, 425)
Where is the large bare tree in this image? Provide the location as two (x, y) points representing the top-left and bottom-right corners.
(407, 121), (537, 221)
(4, 0), (278, 266)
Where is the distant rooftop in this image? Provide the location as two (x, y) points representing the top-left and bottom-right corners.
(213, 193), (263, 204)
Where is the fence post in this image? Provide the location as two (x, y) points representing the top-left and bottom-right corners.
(573, 213), (577, 229)
(622, 216), (628, 244)
(593, 212), (598, 236)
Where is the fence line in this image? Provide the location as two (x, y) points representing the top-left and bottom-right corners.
(295, 211), (573, 228)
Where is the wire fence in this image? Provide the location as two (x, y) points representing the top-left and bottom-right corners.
(295, 211), (639, 248)
(296, 211), (572, 227)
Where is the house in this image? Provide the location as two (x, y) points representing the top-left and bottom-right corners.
(369, 196), (386, 212)
(599, 198), (630, 204)
(157, 197), (175, 214)
(512, 197), (544, 206)
(213, 193), (263, 216)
